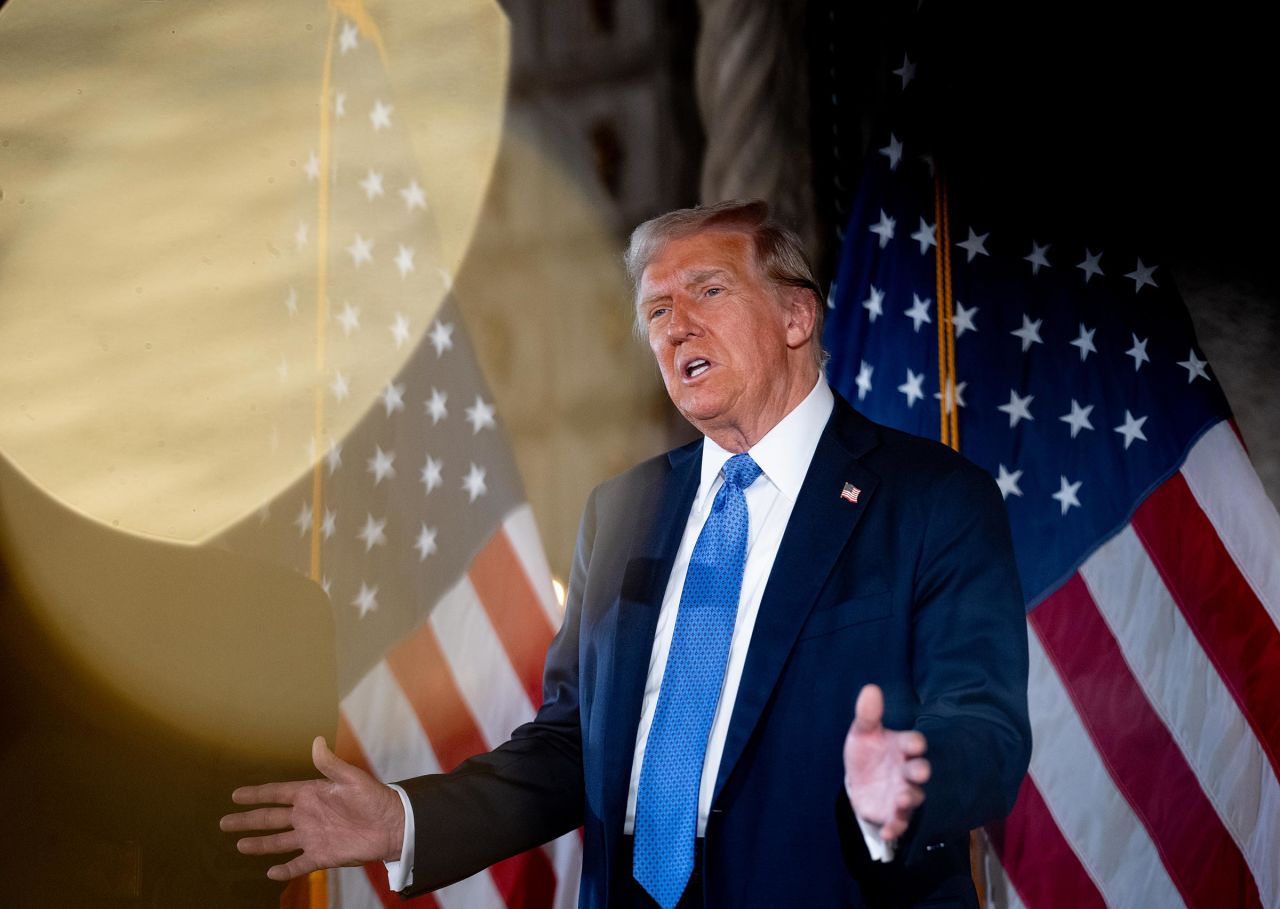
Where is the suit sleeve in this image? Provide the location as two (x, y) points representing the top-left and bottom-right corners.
(395, 490), (598, 896)
(897, 461), (1031, 867)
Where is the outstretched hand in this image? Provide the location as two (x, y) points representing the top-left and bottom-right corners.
(843, 684), (930, 842)
(220, 736), (406, 881)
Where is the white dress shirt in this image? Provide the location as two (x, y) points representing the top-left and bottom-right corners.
(386, 377), (888, 891)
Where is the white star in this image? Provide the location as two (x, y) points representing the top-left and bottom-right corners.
(381, 382), (405, 417)
(303, 149), (320, 182)
(897, 368), (925, 408)
(1178, 349), (1210, 383)
(1114, 410), (1149, 449)
(357, 514), (387, 552)
(352, 582), (379, 618)
(1059, 399), (1095, 438)
(414, 524), (439, 561)
(321, 508), (336, 540)
(336, 301), (361, 335)
(869, 210), (895, 248)
(855, 361), (873, 401)
(326, 441), (342, 475)
(893, 53), (916, 89)
(346, 234), (373, 267)
(284, 286), (299, 315)
(904, 294), (933, 332)
(462, 462), (487, 502)
(911, 217), (937, 255)
(862, 285), (885, 322)
(425, 388), (448, 424)
(995, 465), (1023, 500)
(1052, 476), (1083, 515)
(1126, 333), (1150, 372)
(953, 301), (978, 337)
(333, 91), (346, 119)
(437, 267), (454, 293)
(294, 221), (309, 249)
(1011, 314), (1043, 352)
(1077, 248), (1104, 283)
(367, 446), (396, 484)
(293, 500), (313, 537)
(339, 21), (359, 54)
(1025, 241), (1051, 275)
(390, 312), (411, 349)
(879, 133), (903, 171)
(429, 320), (454, 356)
(466, 396), (496, 433)
(400, 180), (427, 211)
(1070, 323), (1097, 361)
(934, 380), (967, 412)
(369, 99), (393, 131)
(955, 228), (990, 263)
(359, 169), (385, 201)
(998, 389), (1034, 428)
(1126, 258), (1158, 293)
(330, 370), (350, 402)
(394, 244), (415, 279)
(420, 455), (443, 494)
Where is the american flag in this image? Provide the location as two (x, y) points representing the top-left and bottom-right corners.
(214, 10), (581, 908)
(824, 87), (1280, 909)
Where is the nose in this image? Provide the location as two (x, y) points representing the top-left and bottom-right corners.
(665, 295), (700, 343)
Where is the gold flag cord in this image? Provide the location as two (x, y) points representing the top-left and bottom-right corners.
(933, 172), (959, 452)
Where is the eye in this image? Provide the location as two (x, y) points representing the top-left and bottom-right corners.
(647, 305), (669, 321)
(704, 286), (723, 297)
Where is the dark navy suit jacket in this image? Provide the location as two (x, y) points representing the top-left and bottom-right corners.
(400, 394), (1031, 908)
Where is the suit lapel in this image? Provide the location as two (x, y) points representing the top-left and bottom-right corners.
(713, 398), (881, 799)
(600, 439), (701, 841)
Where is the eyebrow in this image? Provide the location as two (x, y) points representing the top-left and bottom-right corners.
(683, 268), (730, 286)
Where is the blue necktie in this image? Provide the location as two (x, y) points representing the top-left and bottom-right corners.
(633, 452), (763, 909)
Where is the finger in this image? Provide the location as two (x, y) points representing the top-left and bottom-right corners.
(267, 854), (320, 882)
(904, 757), (931, 785)
(220, 807), (293, 833)
(853, 684), (884, 734)
(895, 730), (928, 757)
(894, 784), (925, 811)
(236, 830), (301, 856)
(232, 781), (304, 807)
(312, 735), (358, 785)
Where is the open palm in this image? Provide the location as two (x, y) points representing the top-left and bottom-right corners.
(842, 684), (931, 842)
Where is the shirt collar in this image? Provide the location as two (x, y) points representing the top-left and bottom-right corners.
(696, 376), (835, 508)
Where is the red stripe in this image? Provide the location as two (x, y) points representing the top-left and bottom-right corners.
(987, 775), (1106, 909)
(468, 529), (557, 709)
(387, 625), (558, 909)
(335, 711), (441, 909)
(1031, 575), (1262, 909)
(1131, 470), (1280, 777)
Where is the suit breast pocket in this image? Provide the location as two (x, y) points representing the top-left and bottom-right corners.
(797, 589), (892, 641)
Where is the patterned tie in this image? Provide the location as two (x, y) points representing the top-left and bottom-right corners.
(633, 452), (763, 909)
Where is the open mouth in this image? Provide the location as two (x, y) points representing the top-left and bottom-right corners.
(684, 358), (710, 379)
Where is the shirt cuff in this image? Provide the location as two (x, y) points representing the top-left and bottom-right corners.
(856, 813), (896, 863)
(383, 784), (415, 890)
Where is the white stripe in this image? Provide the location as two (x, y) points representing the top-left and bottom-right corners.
(980, 833), (1028, 909)
(503, 504), (563, 628)
(341, 661), (506, 909)
(330, 866), (381, 909)
(543, 831), (582, 909)
(1181, 421), (1280, 628)
(1082, 527), (1280, 908)
(1026, 628), (1186, 909)
(430, 575), (536, 746)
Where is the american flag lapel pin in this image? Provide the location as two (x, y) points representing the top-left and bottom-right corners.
(840, 482), (861, 504)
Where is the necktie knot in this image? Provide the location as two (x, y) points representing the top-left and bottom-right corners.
(721, 453), (762, 491)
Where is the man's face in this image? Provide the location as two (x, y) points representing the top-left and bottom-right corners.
(638, 229), (814, 447)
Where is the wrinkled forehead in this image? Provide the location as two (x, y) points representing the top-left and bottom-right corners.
(636, 228), (761, 297)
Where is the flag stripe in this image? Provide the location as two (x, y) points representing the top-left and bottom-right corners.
(1032, 575), (1262, 909)
(469, 526), (557, 708)
(331, 866), (386, 909)
(387, 621), (558, 909)
(503, 505), (563, 628)
(1180, 421), (1280, 628)
(1025, 625), (1186, 909)
(1083, 525), (1280, 907)
(1131, 471), (1280, 778)
(987, 776), (1106, 909)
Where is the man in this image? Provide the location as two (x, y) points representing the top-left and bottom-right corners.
(223, 200), (1030, 908)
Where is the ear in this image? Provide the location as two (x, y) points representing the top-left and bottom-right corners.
(783, 286), (818, 350)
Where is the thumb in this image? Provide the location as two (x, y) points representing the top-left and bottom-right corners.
(853, 684), (885, 735)
(312, 735), (353, 784)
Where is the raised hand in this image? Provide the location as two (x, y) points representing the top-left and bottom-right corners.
(220, 736), (406, 881)
(843, 684), (931, 842)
